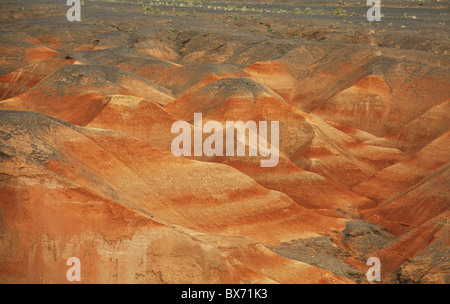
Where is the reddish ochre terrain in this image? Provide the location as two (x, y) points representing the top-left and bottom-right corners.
(0, 0), (449, 283)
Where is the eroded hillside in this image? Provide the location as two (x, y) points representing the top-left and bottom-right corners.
(0, 0), (449, 283)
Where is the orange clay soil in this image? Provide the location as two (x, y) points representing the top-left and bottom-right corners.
(0, 0), (448, 283)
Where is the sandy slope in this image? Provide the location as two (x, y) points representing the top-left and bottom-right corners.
(0, 0), (448, 283)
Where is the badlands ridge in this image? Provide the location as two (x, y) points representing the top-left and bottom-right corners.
(0, 0), (449, 283)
